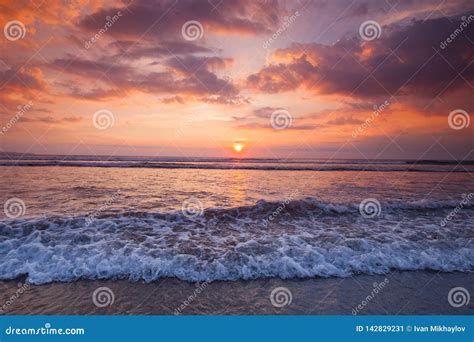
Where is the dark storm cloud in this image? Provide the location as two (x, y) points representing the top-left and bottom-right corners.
(79, 0), (281, 39)
(247, 14), (474, 104)
(47, 55), (240, 101)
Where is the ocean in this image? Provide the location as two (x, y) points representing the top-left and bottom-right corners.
(1, 156), (473, 287)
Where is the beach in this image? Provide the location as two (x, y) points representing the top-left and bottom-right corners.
(1, 271), (473, 315)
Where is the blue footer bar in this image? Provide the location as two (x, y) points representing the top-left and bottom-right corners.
(0, 316), (473, 341)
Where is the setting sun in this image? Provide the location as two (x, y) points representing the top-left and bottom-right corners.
(233, 143), (244, 153)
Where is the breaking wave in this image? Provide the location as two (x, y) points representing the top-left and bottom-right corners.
(0, 198), (473, 284)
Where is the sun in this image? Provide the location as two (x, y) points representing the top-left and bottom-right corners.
(233, 142), (244, 153)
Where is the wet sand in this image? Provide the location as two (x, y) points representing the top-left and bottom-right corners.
(1, 271), (473, 315)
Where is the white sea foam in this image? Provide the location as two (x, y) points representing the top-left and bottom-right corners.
(0, 198), (472, 284)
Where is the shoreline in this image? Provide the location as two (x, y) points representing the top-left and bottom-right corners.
(1, 271), (472, 315)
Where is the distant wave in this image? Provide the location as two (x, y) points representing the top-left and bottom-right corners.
(0, 160), (472, 172)
(211, 197), (474, 215)
(1, 197), (473, 284)
(1, 153), (473, 165)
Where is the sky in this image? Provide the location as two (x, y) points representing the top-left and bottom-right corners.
(0, 0), (473, 160)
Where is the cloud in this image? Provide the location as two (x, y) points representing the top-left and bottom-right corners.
(326, 116), (364, 126)
(21, 116), (83, 124)
(161, 96), (186, 104)
(166, 55), (234, 73)
(47, 54), (241, 102)
(79, 0), (281, 40)
(233, 106), (319, 130)
(64, 86), (129, 101)
(117, 41), (215, 60)
(247, 14), (474, 114)
(0, 67), (47, 111)
(0, 67), (46, 93)
(1, 0), (472, 160)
